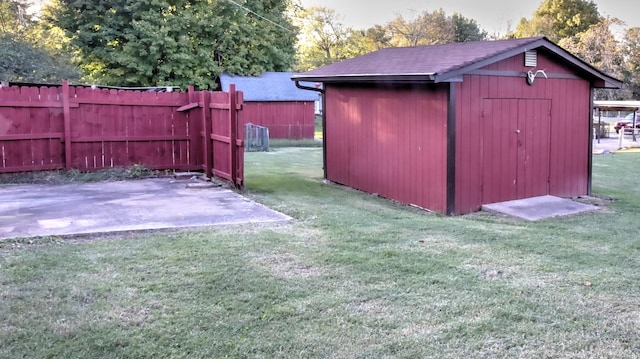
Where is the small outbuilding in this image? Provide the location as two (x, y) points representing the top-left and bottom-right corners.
(292, 36), (622, 215)
(220, 72), (319, 139)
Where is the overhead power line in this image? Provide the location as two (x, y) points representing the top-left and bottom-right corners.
(222, 0), (295, 34)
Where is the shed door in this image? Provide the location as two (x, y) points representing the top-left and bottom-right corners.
(481, 99), (551, 204)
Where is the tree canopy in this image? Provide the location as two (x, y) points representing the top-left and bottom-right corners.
(3, 0), (640, 100)
(558, 18), (629, 100)
(0, 0), (79, 83)
(47, 0), (297, 89)
(621, 27), (640, 99)
(0, 0), (29, 34)
(509, 0), (640, 99)
(365, 9), (487, 47)
(514, 0), (600, 42)
(293, 6), (369, 71)
(452, 12), (488, 43)
(294, 7), (487, 71)
(0, 32), (79, 82)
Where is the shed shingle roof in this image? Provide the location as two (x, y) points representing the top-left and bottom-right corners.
(220, 72), (318, 101)
(291, 37), (621, 88)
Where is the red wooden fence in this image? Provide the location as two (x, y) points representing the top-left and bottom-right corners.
(0, 81), (244, 187)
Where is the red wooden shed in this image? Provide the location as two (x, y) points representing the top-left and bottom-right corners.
(292, 37), (622, 215)
(220, 72), (318, 139)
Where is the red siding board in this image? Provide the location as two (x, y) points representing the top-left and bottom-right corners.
(325, 84), (448, 213)
(546, 78), (589, 197)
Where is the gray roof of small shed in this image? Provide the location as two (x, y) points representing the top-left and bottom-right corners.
(291, 37), (621, 88)
(219, 72), (319, 101)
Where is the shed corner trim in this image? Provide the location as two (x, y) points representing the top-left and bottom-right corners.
(446, 82), (457, 216)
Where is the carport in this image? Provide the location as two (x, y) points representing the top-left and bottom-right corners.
(593, 100), (640, 145)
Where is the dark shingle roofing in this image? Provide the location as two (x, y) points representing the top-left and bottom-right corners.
(219, 72), (318, 101)
(291, 37), (621, 88)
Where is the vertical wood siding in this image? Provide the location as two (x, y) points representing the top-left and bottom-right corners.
(479, 98), (551, 204)
(240, 101), (315, 139)
(325, 84), (448, 213)
(455, 51), (592, 214)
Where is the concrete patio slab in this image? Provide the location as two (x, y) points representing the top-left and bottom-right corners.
(482, 195), (599, 221)
(0, 178), (291, 240)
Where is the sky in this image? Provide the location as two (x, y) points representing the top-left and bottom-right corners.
(298, 0), (640, 36)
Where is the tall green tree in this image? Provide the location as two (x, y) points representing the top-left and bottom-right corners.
(294, 7), (487, 71)
(374, 9), (487, 47)
(621, 27), (640, 99)
(387, 9), (454, 46)
(0, 32), (78, 82)
(514, 0), (600, 42)
(294, 6), (363, 71)
(559, 18), (628, 100)
(0, 0), (30, 34)
(452, 12), (488, 43)
(0, 0), (79, 82)
(48, 0), (297, 89)
(364, 24), (393, 50)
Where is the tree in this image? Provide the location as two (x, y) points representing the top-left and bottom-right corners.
(372, 9), (486, 48)
(0, 0), (30, 34)
(294, 7), (488, 71)
(559, 18), (629, 100)
(294, 6), (361, 71)
(514, 0), (600, 42)
(0, 33), (78, 82)
(452, 12), (488, 43)
(0, 0), (79, 82)
(621, 27), (640, 99)
(387, 9), (454, 46)
(47, 0), (297, 89)
(364, 24), (393, 50)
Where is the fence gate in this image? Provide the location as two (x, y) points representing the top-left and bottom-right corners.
(179, 84), (244, 188)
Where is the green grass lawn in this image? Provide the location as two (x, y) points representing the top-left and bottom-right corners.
(2, 149), (640, 358)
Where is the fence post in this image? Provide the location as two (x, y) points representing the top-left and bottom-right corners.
(187, 86), (212, 177)
(229, 84), (238, 186)
(619, 125), (624, 149)
(200, 90), (212, 178)
(61, 80), (72, 169)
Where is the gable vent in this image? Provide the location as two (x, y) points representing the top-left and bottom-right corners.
(524, 50), (537, 67)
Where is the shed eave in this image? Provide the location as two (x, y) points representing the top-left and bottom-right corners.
(597, 78), (624, 89)
(291, 73), (437, 83)
(593, 100), (640, 111)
